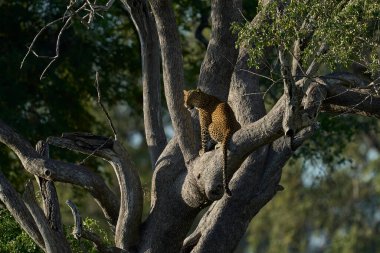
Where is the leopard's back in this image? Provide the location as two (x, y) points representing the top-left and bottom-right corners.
(209, 102), (240, 142)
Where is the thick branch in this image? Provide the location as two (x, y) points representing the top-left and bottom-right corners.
(320, 73), (380, 118)
(120, 0), (167, 166)
(188, 126), (316, 253)
(23, 181), (71, 253)
(35, 141), (63, 233)
(196, 2), (272, 202)
(197, 0), (242, 100)
(230, 0), (274, 124)
(291, 39), (301, 78)
(0, 120), (120, 224)
(138, 137), (201, 253)
(228, 21), (270, 203)
(230, 49), (267, 124)
(149, 0), (197, 163)
(48, 133), (143, 250)
(188, 79), (325, 201)
(189, 97), (284, 201)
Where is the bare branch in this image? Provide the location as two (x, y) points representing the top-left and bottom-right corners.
(278, 48), (298, 137)
(20, 12), (77, 70)
(322, 103), (376, 118)
(290, 17), (314, 80)
(181, 231), (201, 253)
(21, 0), (116, 79)
(291, 39), (301, 77)
(0, 172), (44, 250)
(0, 120), (120, 224)
(149, 0), (197, 163)
(120, 0), (167, 167)
(39, 17), (72, 79)
(238, 68), (276, 83)
(66, 200), (126, 253)
(305, 42), (329, 77)
(23, 181), (71, 253)
(320, 73), (380, 118)
(66, 200), (83, 239)
(20, 1), (89, 71)
(94, 72), (118, 140)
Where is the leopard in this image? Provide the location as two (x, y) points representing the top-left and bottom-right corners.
(183, 88), (241, 196)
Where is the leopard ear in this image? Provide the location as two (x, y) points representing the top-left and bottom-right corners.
(195, 88), (201, 92)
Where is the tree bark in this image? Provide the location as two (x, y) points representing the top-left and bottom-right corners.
(149, 0), (197, 164)
(120, 0), (167, 167)
(1, 1), (380, 253)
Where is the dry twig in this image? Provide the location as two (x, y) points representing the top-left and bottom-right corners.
(94, 72), (118, 140)
(20, 0), (116, 79)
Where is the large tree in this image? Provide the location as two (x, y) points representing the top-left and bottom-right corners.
(0, 0), (379, 252)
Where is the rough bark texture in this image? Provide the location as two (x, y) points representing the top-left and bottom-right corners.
(1, 1), (380, 253)
(47, 133), (143, 250)
(35, 141), (63, 234)
(23, 182), (71, 253)
(149, 0), (198, 164)
(197, 0), (242, 100)
(120, 0), (167, 167)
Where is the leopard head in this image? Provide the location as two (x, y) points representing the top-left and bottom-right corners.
(183, 88), (207, 109)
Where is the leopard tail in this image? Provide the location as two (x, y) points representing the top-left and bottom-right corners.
(222, 131), (232, 196)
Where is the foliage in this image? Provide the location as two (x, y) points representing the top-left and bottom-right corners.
(233, 0), (380, 75)
(295, 115), (378, 169)
(66, 217), (113, 253)
(0, 208), (112, 253)
(0, 0), (143, 186)
(232, 0), (380, 169)
(246, 136), (380, 253)
(0, 209), (42, 253)
(0, 1), (142, 138)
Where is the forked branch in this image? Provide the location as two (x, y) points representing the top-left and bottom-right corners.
(0, 120), (120, 224)
(66, 200), (126, 253)
(47, 133), (143, 249)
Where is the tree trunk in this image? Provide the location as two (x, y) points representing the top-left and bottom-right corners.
(0, 0), (379, 253)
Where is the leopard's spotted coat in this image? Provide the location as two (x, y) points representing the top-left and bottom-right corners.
(183, 89), (241, 196)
